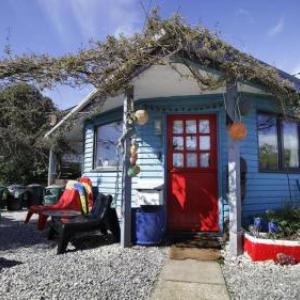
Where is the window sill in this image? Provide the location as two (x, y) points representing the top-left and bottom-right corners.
(259, 169), (300, 174)
(91, 167), (121, 173)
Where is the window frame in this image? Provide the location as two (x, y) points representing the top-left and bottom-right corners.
(92, 120), (123, 172)
(257, 111), (300, 173)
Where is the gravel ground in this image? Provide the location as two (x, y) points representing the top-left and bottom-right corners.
(222, 245), (300, 300)
(0, 211), (166, 300)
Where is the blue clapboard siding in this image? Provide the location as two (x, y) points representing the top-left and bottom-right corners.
(82, 95), (228, 230)
(240, 96), (300, 221)
(82, 93), (300, 229)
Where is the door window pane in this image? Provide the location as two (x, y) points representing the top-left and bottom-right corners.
(173, 136), (184, 150)
(257, 114), (278, 170)
(186, 136), (197, 150)
(199, 136), (210, 150)
(94, 121), (122, 168)
(199, 120), (210, 133)
(283, 121), (299, 168)
(173, 120), (183, 134)
(186, 120), (197, 134)
(187, 153), (197, 167)
(173, 153), (184, 167)
(200, 153), (210, 167)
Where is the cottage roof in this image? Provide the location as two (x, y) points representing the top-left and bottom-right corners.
(1, 13), (293, 138)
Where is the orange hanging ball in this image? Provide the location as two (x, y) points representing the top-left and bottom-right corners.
(228, 122), (248, 141)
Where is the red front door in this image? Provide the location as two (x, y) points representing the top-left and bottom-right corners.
(167, 114), (219, 232)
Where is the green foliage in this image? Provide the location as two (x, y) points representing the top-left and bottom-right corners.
(264, 206), (300, 240)
(0, 10), (299, 136)
(0, 83), (56, 184)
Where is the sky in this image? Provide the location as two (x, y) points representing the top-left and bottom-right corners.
(0, 0), (300, 109)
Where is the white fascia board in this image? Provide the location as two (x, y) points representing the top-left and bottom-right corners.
(44, 89), (98, 138)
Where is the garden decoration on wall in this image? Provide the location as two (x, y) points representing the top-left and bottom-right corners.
(127, 109), (149, 177)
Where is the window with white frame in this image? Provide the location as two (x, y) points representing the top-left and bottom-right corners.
(94, 121), (123, 169)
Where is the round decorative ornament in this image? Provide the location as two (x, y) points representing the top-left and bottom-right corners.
(130, 156), (137, 165)
(127, 167), (135, 177)
(127, 165), (141, 177)
(133, 164), (141, 175)
(130, 144), (138, 155)
(130, 152), (138, 159)
(134, 110), (149, 125)
(228, 122), (248, 141)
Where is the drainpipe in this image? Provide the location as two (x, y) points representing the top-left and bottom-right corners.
(48, 146), (57, 186)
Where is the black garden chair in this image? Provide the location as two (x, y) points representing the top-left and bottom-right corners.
(48, 193), (120, 254)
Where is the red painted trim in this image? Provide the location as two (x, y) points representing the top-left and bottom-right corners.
(244, 234), (300, 262)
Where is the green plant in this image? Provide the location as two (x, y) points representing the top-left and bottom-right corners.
(263, 206), (300, 239)
(0, 83), (57, 184)
(0, 10), (299, 137)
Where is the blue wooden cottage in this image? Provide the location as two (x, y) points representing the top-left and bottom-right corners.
(45, 32), (300, 255)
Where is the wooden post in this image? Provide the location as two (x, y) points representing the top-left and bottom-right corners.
(48, 146), (57, 186)
(121, 86), (134, 248)
(226, 82), (243, 256)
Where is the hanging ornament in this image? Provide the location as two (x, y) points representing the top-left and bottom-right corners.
(228, 122), (248, 141)
(134, 110), (149, 125)
(127, 165), (141, 177)
(130, 152), (138, 159)
(130, 155), (137, 165)
(130, 144), (138, 155)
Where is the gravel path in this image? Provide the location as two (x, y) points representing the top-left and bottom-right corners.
(222, 246), (300, 300)
(0, 211), (166, 300)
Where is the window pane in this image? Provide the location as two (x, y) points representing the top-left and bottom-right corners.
(199, 136), (210, 150)
(283, 121), (299, 168)
(173, 136), (184, 150)
(186, 136), (197, 150)
(186, 120), (196, 133)
(187, 153), (197, 167)
(199, 120), (210, 134)
(200, 153), (210, 167)
(95, 121), (122, 168)
(173, 153), (184, 167)
(173, 120), (183, 134)
(257, 114), (278, 170)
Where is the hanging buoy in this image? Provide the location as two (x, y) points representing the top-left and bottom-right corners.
(130, 156), (137, 165)
(228, 122), (248, 141)
(130, 144), (139, 155)
(127, 165), (141, 177)
(134, 110), (149, 125)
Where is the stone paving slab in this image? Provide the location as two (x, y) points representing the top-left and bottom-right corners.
(152, 280), (229, 300)
(151, 259), (229, 300)
(160, 259), (226, 284)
